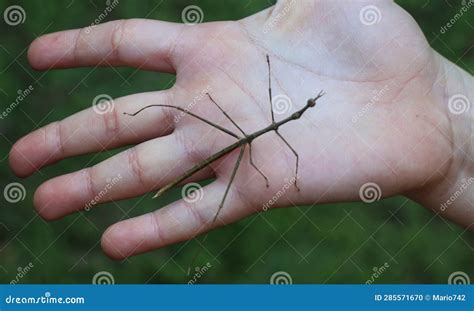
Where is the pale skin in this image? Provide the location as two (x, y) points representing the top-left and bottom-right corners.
(9, 0), (474, 259)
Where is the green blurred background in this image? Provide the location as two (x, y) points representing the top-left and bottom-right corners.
(0, 0), (473, 284)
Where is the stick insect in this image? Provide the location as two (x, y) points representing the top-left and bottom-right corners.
(124, 55), (324, 223)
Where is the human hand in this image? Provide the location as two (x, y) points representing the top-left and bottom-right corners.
(9, 0), (471, 258)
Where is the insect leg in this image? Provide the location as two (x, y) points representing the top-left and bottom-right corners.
(206, 93), (246, 137)
(212, 145), (246, 224)
(266, 55), (275, 123)
(248, 142), (269, 187)
(275, 130), (300, 191)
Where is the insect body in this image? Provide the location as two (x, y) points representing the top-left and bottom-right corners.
(125, 55), (324, 223)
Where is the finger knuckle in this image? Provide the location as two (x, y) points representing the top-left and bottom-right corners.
(127, 146), (149, 189)
(186, 202), (208, 229)
(110, 19), (127, 59)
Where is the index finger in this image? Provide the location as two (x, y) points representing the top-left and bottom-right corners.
(28, 19), (186, 72)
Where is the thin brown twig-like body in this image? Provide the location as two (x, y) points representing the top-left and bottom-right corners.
(125, 91), (324, 220)
(156, 91), (323, 200)
(125, 55), (324, 224)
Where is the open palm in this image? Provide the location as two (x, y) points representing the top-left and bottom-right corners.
(10, 0), (452, 258)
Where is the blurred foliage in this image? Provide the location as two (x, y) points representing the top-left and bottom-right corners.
(0, 0), (473, 284)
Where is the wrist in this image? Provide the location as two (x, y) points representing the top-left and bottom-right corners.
(409, 51), (474, 227)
